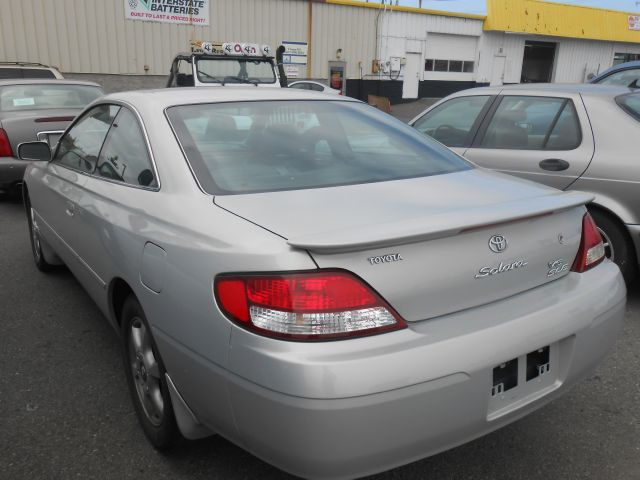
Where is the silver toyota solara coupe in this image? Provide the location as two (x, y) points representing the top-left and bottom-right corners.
(19, 88), (626, 479)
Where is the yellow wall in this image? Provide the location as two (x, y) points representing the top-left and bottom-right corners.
(485, 0), (640, 43)
(325, 0), (485, 21)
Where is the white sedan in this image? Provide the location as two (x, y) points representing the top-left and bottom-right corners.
(288, 80), (341, 94)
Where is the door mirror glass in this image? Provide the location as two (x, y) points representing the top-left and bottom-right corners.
(17, 141), (51, 162)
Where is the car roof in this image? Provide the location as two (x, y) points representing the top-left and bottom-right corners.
(101, 86), (359, 109)
(454, 83), (633, 97)
(0, 79), (102, 88)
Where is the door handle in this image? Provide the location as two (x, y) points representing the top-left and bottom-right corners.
(65, 202), (75, 217)
(539, 158), (570, 172)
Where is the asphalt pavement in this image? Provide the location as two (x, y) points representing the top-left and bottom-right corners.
(1, 197), (639, 480)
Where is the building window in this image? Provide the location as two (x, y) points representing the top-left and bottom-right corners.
(613, 53), (640, 65)
(449, 60), (463, 72)
(434, 60), (448, 72)
(425, 59), (475, 73)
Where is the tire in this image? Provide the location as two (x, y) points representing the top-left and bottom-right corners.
(589, 209), (638, 284)
(25, 194), (55, 272)
(120, 296), (180, 450)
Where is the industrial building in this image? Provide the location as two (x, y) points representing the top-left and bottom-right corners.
(2, 0), (640, 101)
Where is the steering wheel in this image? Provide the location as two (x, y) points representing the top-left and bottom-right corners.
(434, 124), (456, 138)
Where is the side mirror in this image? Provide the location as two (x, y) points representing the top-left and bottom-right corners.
(18, 141), (51, 162)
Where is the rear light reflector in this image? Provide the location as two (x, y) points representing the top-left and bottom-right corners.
(571, 213), (605, 273)
(0, 128), (13, 157)
(215, 270), (406, 340)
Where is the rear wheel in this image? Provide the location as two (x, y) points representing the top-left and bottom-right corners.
(589, 209), (637, 284)
(121, 296), (180, 449)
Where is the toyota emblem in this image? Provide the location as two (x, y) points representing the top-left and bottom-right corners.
(488, 235), (508, 253)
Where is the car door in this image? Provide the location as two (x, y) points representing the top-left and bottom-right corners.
(410, 95), (496, 156)
(463, 93), (594, 191)
(34, 104), (119, 277)
(72, 106), (160, 305)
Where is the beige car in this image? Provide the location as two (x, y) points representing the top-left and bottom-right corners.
(410, 84), (640, 283)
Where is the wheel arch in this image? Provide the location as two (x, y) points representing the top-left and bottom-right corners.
(109, 277), (136, 328)
(587, 202), (639, 275)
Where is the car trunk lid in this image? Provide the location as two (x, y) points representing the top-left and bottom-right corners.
(0, 108), (80, 153)
(215, 170), (592, 321)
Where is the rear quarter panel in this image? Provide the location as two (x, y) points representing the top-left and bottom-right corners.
(571, 94), (640, 225)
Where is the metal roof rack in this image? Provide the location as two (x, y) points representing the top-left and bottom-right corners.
(0, 61), (55, 68)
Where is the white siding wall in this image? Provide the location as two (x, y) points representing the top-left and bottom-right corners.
(377, 10), (483, 81)
(0, 0), (308, 76)
(478, 32), (640, 85)
(311, 3), (376, 79)
(477, 32), (525, 84)
(553, 39), (614, 82)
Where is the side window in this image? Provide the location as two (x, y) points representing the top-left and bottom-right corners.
(23, 69), (57, 79)
(308, 83), (324, 92)
(53, 104), (119, 173)
(95, 108), (158, 188)
(545, 102), (581, 150)
(597, 68), (640, 86)
(412, 95), (491, 147)
(289, 83), (309, 90)
(480, 96), (580, 150)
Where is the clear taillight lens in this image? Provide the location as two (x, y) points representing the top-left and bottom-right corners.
(571, 213), (605, 273)
(0, 128), (13, 157)
(215, 270), (406, 340)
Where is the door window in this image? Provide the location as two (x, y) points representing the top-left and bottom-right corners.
(480, 96), (580, 150)
(95, 108), (158, 188)
(412, 95), (491, 147)
(53, 104), (120, 173)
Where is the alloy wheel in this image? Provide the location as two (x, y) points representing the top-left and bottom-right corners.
(128, 317), (164, 426)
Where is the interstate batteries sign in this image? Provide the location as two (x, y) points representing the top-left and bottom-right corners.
(125, 0), (210, 25)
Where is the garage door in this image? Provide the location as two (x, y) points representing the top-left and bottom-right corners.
(425, 34), (478, 73)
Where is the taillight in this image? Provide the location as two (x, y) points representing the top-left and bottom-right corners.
(571, 213), (605, 273)
(215, 270), (406, 340)
(0, 128), (13, 157)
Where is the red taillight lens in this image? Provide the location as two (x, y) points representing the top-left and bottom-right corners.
(0, 128), (13, 157)
(571, 213), (605, 273)
(215, 270), (406, 340)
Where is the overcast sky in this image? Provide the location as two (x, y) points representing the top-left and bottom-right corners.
(395, 0), (640, 15)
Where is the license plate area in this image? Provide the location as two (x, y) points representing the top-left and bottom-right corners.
(488, 343), (559, 420)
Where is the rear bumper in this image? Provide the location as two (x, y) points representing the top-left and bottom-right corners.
(0, 156), (27, 190)
(174, 262), (626, 479)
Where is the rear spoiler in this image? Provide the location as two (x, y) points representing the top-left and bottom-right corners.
(287, 191), (594, 253)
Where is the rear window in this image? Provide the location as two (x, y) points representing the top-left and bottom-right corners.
(22, 68), (57, 79)
(616, 93), (640, 121)
(166, 100), (471, 194)
(0, 84), (103, 111)
(195, 58), (276, 85)
(0, 67), (56, 79)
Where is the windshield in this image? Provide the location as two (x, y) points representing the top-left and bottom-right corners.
(195, 58), (276, 84)
(0, 84), (103, 111)
(166, 100), (471, 194)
